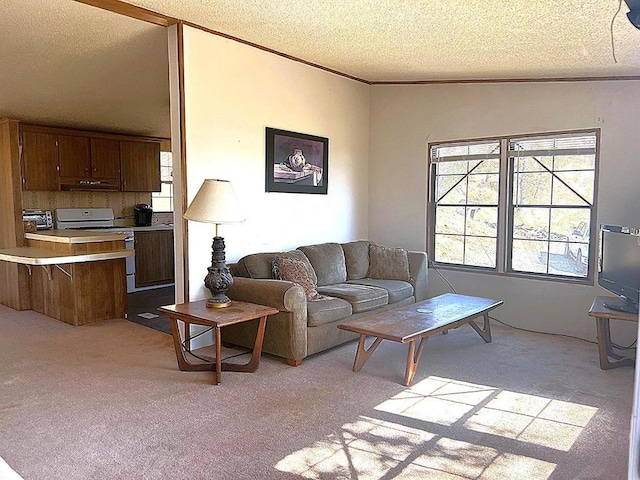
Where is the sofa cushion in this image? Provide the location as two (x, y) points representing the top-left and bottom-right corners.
(348, 278), (414, 304)
(341, 240), (372, 280)
(236, 250), (317, 283)
(368, 244), (411, 282)
(307, 296), (352, 327)
(273, 255), (320, 301)
(316, 283), (388, 313)
(298, 243), (347, 286)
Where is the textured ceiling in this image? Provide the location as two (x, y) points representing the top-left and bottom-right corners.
(0, 0), (170, 137)
(2, 0), (638, 139)
(129, 0), (640, 82)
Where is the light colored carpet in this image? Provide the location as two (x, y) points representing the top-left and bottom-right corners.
(0, 304), (634, 479)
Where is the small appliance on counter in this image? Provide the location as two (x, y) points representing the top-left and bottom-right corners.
(134, 204), (153, 227)
(22, 209), (53, 230)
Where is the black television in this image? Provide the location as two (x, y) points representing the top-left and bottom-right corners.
(598, 224), (640, 314)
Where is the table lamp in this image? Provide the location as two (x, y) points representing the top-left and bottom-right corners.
(183, 179), (245, 308)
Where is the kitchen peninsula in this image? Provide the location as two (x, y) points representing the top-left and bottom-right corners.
(0, 230), (132, 326)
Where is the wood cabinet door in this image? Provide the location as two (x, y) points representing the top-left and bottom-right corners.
(21, 131), (59, 191)
(120, 141), (161, 192)
(58, 135), (91, 178)
(90, 138), (120, 179)
(135, 230), (175, 287)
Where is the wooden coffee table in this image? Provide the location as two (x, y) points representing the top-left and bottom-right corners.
(338, 293), (503, 386)
(158, 300), (278, 385)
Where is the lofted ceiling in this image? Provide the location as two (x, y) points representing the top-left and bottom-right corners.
(1, 0), (638, 139)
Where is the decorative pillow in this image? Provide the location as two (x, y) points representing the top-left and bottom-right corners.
(298, 243), (347, 286)
(342, 240), (372, 280)
(272, 256), (320, 301)
(368, 245), (411, 282)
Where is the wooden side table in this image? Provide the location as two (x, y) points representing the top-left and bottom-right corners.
(588, 296), (638, 370)
(158, 300), (278, 384)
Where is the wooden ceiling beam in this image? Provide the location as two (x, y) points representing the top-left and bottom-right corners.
(73, 0), (178, 27)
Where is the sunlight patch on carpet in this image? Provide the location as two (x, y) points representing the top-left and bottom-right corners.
(275, 375), (598, 479)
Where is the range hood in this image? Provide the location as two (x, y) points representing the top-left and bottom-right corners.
(59, 179), (120, 191)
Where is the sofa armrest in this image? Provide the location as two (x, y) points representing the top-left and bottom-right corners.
(227, 277), (306, 312)
(225, 277), (309, 361)
(408, 251), (429, 302)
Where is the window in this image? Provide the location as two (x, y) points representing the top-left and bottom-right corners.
(428, 130), (598, 281)
(151, 151), (173, 212)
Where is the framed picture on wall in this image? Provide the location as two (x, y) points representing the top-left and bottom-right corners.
(265, 127), (328, 194)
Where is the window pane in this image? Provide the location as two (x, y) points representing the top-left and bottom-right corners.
(468, 174), (499, 204)
(436, 175), (467, 204)
(436, 206), (465, 234)
(550, 208), (590, 242)
(513, 156), (553, 173)
(437, 161), (468, 175)
(552, 171), (594, 206)
(511, 239), (548, 273)
(466, 207), (497, 237)
(513, 172), (552, 205)
(513, 207), (550, 240)
(472, 159), (500, 174)
(465, 237), (496, 268)
(435, 234), (464, 264)
(553, 155), (595, 171)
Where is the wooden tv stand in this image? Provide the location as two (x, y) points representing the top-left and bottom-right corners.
(588, 296), (638, 370)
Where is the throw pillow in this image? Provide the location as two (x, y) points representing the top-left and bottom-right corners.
(272, 256), (320, 301)
(368, 244), (411, 282)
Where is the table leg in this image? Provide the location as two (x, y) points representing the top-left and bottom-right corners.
(404, 336), (428, 386)
(352, 335), (384, 372)
(214, 326), (221, 385)
(170, 317), (214, 372)
(221, 315), (268, 373)
(469, 313), (492, 343)
(596, 317), (635, 370)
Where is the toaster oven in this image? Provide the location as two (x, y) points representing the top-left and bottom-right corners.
(22, 209), (53, 230)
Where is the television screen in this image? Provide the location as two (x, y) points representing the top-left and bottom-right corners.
(598, 224), (640, 314)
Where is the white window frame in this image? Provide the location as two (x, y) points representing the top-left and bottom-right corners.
(152, 150), (173, 213)
(427, 129), (600, 284)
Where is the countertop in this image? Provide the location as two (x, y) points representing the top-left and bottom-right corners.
(25, 230), (129, 244)
(0, 247), (133, 265)
(130, 224), (174, 232)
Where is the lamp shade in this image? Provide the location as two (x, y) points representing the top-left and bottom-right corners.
(183, 179), (245, 224)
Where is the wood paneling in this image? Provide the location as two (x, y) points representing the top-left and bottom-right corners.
(135, 230), (174, 287)
(90, 138), (120, 179)
(120, 140), (161, 192)
(29, 259), (127, 325)
(26, 238), (125, 254)
(0, 120), (30, 309)
(58, 134), (91, 178)
(21, 131), (59, 191)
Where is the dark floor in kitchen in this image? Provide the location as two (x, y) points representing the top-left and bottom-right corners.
(126, 286), (175, 334)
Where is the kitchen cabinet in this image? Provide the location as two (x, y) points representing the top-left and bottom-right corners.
(21, 131), (59, 191)
(120, 141), (161, 192)
(134, 229), (174, 287)
(18, 124), (161, 192)
(58, 134), (91, 178)
(58, 136), (120, 181)
(90, 138), (120, 179)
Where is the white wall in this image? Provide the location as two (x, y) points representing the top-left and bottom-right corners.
(182, 26), (370, 303)
(369, 81), (640, 342)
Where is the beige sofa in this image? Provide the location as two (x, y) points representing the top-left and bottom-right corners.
(223, 241), (428, 365)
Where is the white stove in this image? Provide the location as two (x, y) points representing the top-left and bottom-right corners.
(56, 208), (136, 293)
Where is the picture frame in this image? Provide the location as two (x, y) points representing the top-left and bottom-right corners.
(265, 127), (328, 194)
